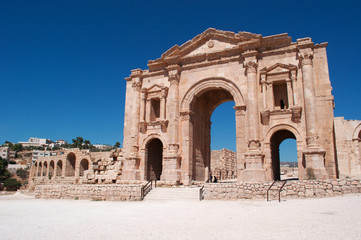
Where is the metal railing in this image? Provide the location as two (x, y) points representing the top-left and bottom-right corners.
(141, 180), (153, 200)
(199, 186), (205, 201)
(267, 180), (287, 202)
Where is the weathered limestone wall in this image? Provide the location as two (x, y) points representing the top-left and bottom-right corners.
(211, 149), (237, 180)
(35, 184), (142, 201)
(204, 179), (361, 200)
(334, 117), (361, 178)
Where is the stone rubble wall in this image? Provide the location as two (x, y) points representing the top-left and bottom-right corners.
(35, 184), (142, 201)
(204, 179), (361, 200)
(211, 149), (237, 180)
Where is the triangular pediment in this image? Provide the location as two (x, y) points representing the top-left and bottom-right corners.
(161, 28), (262, 59)
(262, 63), (297, 75)
(145, 84), (164, 93)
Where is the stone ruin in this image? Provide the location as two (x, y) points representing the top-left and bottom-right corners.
(30, 29), (361, 200)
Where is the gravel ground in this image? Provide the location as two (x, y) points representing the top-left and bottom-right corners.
(1, 192), (361, 240)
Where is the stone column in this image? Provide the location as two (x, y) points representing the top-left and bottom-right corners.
(163, 65), (181, 184)
(298, 48), (328, 179)
(286, 78), (294, 107)
(160, 88), (167, 120)
(291, 70), (298, 105)
(180, 111), (193, 185)
(240, 51), (266, 182)
(260, 75), (267, 109)
(121, 69), (143, 181)
(267, 83), (274, 110)
(234, 105), (246, 180)
(146, 100), (151, 122)
(140, 91), (146, 122)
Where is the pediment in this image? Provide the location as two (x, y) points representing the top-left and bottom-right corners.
(161, 28), (262, 59)
(261, 63), (297, 75)
(145, 84), (163, 93)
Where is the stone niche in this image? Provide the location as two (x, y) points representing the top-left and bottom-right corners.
(139, 84), (169, 133)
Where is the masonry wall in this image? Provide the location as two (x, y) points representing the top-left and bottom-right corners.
(35, 184), (142, 201)
(211, 149), (237, 180)
(203, 179), (361, 200)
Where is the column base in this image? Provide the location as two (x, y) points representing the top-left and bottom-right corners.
(303, 147), (328, 180)
(239, 150), (266, 182)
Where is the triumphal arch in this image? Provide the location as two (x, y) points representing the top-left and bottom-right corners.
(121, 28), (337, 185)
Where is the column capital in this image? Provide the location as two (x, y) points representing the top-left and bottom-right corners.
(298, 48), (313, 67)
(169, 73), (180, 86)
(132, 80), (142, 92)
(244, 61), (258, 74)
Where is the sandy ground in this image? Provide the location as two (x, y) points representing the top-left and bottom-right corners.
(1, 192), (361, 240)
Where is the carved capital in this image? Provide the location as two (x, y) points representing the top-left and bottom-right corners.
(234, 105), (246, 116)
(260, 110), (270, 125)
(306, 135), (319, 147)
(298, 49), (313, 67)
(169, 144), (179, 153)
(291, 106), (302, 123)
(169, 73), (180, 86)
(132, 81), (142, 91)
(245, 61), (258, 74)
(180, 111), (194, 121)
(161, 88), (168, 98)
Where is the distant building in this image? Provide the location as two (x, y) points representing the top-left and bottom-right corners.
(93, 144), (112, 150)
(18, 149), (61, 164)
(56, 140), (68, 146)
(0, 147), (9, 160)
(18, 137), (53, 148)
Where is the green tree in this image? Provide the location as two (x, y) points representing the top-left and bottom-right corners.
(16, 168), (29, 180)
(114, 142), (121, 148)
(4, 178), (21, 191)
(71, 137), (84, 148)
(0, 157), (10, 183)
(84, 139), (91, 149)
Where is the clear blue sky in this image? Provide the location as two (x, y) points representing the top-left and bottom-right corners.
(1, 1), (360, 162)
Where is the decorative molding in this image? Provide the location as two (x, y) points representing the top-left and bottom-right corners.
(260, 110), (270, 125)
(291, 106), (302, 123)
(248, 139), (261, 149)
(139, 121), (147, 134)
(180, 111), (194, 121)
(234, 105), (246, 116)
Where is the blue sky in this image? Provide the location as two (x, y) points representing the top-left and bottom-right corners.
(1, 1), (360, 161)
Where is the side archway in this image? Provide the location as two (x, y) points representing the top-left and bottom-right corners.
(264, 124), (303, 180)
(65, 153), (76, 176)
(56, 160), (63, 176)
(79, 159), (89, 177)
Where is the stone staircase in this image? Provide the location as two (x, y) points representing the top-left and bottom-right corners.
(144, 187), (201, 201)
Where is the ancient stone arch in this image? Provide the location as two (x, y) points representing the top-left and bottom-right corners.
(180, 77), (245, 112)
(121, 28), (339, 184)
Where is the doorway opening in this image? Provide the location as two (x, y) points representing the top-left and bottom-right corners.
(270, 130), (298, 180)
(146, 138), (163, 181)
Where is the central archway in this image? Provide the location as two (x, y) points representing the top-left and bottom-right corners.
(180, 78), (245, 183)
(146, 138), (163, 180)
